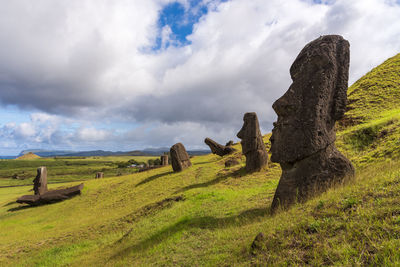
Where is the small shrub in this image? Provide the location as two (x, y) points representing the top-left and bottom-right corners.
(342, 197), (359, 210)
(307, 220), (321, 233)
(344, 125), (382, 150)
(316, 200), (325, 210)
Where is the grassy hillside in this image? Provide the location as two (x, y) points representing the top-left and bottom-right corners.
(336, 53), (400, 166)
(343, 53), (400, 124)
(0, 54), (400, 266)
(0, 156), (157, 187)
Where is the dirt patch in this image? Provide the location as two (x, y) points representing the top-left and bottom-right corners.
(117, 195), (185, 242)
(122, 195), (185, 224)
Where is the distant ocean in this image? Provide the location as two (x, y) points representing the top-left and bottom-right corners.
(0, 156), (17, 159)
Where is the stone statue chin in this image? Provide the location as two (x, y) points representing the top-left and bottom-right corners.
(270, 35), (355, 212)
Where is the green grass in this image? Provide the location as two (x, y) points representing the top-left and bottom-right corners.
(343, 53), (400, 124)
(1, 144), (400, 266)
(1, 53), (400, 266)
(0, 156), (158, 186)
(336, 53), (400, 166)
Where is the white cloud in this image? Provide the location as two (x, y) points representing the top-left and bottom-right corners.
(15, 123), (36, 138)
(0, 0), (400, 153)
(76, 127), (113, 142)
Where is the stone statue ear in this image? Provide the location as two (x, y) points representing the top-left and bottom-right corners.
(331, 39), (350, 121)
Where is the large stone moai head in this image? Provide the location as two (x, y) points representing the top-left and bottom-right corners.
(33, 166), (48, 195)
(270, 35), (354, 212)
(237, 112), (268, 172)
(270, 35), (350, 164)
(170, 143), (192, 172)
(161, 155), (169, 166)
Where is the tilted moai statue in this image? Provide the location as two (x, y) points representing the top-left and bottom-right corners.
(17, 166), (84, 206)
(161, 155), (169, 166)
(237, 112), (268, 172)
(204, 138), (236, 157)
(170, 143), (192, 172)
(270, 35), (355, 212)
(33, 166), (48, 195)
(95, 172), (104, 179)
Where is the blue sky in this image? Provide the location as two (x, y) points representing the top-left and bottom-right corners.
(153, 0), (208, 49)
(0, 0), (400, 155)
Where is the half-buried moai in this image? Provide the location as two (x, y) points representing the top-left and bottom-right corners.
(170, 143), (192, 172)
(237, 112), (268, 172)
(34, 167), (48, 195)
(270, 35), (355, 212)
(204, 138), (236, 157)
(161, 155), (169, 166)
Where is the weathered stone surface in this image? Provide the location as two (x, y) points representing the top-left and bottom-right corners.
(33, 167), (48, 195)
(204, 138), (236, 157)
(237, 112), (268, 172)
(95, 172), (104, 179)
(17, 183), (84, 206)
(250, 232), (266, 255)
(225, 158), (240, 167)
(225, 140), (234, 146)
(170, 143), (192, 172)
(161, 155), (169, 166)
(270, 35), (355, 212)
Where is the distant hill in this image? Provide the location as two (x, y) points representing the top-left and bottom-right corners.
(15, 152), (41, 160)
(18, 149), (75, 157)
(18, 148), (211, 158)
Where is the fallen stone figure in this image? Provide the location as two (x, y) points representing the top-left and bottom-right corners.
(204, 137), (236, 156)
(270, 35), (355, 212)
(17, 183), (84, 206)
(16, 166), (84, 206)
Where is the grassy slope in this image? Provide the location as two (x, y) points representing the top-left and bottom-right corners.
(1, 54), (400, 266)
(336, 53), (400, 166)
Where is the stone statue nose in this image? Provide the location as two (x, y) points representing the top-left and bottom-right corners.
(273, 95), (290, 116)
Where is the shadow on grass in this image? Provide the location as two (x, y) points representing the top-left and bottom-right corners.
(7, 205), (36, 212)
(174, 168), (245, 194)
(193, 160), (215, 166)
(135, 171), (175, 187)
(3, 201), (17, 207)
(111, 206), (269, 260)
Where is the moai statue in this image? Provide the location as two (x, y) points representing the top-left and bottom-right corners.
(170, 143), (192, 172)
(33, 166), (48, 195)
(270, 35), (355, 212)
(17, 166), (84, 206)
(237, 112), (268, 172)
(161, 155), (169, 166)
(204, 138), (236, 156)
(95, 172), (104, 179)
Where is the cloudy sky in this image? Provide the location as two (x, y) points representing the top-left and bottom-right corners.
(0, 0), (399, 155)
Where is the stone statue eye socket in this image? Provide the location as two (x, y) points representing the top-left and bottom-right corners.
(282, 104), (297, 114)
